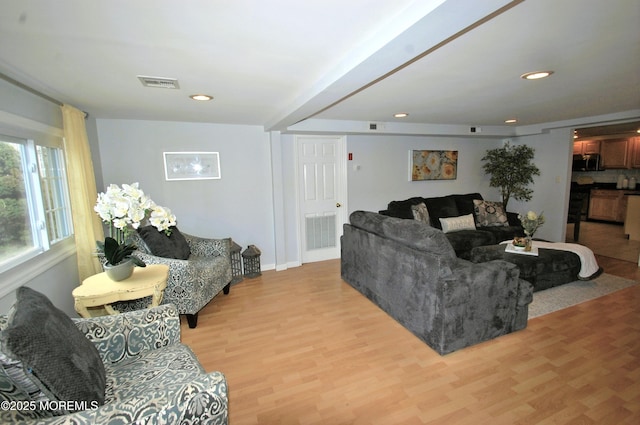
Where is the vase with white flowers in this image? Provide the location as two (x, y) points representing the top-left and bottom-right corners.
(516, 210), (545, 251)
(94, 183), (176, 280)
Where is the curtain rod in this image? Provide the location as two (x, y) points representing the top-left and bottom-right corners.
(0, 71), (63, 106)
(0, 72), (89, 118)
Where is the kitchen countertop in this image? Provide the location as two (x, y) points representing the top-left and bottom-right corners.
(572, 182), (640, 193)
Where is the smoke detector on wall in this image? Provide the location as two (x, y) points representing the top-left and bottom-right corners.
(137, 75), (180, 89)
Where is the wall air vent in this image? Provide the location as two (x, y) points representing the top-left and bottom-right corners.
(368, 122), (384, 131)
(137, 75), (180, 89)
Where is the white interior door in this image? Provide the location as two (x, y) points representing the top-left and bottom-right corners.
(297, 135), (347, 263)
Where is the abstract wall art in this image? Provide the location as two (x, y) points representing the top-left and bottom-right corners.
(163, 152), (221, 181)
(410, 150), (458, 181)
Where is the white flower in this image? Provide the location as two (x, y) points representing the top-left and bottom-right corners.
(95, 183), (176, 239)
(148, 206), (177, 232)
(518, 210), (544, 237)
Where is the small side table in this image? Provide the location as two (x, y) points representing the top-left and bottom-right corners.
(73, 264), (169, 318)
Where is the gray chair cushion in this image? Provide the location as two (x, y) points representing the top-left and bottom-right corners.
(0, 287), (106, 411)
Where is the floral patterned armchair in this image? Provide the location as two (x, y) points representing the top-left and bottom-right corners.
(127, 229), (233, 328)
(0, 304), (228, 424)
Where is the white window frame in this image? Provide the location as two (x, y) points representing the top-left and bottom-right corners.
(0, 112), (76, 298)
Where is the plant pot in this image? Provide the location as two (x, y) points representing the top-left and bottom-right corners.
(104, 259), (134, 281)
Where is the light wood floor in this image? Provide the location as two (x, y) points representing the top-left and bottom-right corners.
(567, 221), (640, 264)
(181, 255), (640, 424)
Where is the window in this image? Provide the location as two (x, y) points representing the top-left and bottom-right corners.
(0, 134), (73, 273)
(37, 145), (73, 244)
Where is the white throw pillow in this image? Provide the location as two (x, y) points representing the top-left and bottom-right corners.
(439, 214), (476, 233)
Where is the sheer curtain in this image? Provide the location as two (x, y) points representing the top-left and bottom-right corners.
(61, 104), (104, 280)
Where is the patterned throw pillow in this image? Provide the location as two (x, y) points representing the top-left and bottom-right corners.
(439, 214), (476, 233)
(411, 202), (430, 226)
(473, 199), (509, 227)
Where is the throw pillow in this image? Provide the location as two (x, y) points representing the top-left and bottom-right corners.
(439, 214), (476, 233)
(138, 226), (191, 260)
(0, 287), (106, 411)
(411, 202), (430, 225)
(473, 199), (509, 227)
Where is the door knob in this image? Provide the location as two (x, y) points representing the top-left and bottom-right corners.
(336, 203), (342, 208)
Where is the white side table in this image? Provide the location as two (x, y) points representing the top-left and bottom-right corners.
(73, 264), (169, 318)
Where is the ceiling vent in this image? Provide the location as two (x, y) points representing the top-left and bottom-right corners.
(137, 75), (180, 89)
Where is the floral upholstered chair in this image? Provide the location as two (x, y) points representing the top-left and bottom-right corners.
(128, 227), (233, 328)
(94, 183), (232, 328)
(0, 287), (228, 424)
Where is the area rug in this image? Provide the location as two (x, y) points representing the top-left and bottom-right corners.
(528, 273), (638, 319)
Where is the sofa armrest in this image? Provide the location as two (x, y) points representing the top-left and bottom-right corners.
(449, 259), (523, 300)
(184, 234), (230, 258)
(32, 371), (228, 425)
(437, 259), (531, 353)
(73, 304), (181, 364)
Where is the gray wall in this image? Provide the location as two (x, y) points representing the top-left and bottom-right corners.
(508, 128), (575, 242)
(95, 119), (276, 268)
(345, 134), (503, 214)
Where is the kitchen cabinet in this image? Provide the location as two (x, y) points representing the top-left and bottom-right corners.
(624, 195), (640, 240)
(589, 189), (621, 221)
(618, 193), (629, 222)
(631, 137), (640, 168)
(589, 189), (638, 222)
(600, 138), (629, 169)
(573, 140), (600, 155)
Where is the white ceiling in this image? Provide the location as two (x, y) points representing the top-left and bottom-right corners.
(0, 0), (638, 132)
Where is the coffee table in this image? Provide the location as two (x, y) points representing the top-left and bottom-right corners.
(469, 243), (581, 292)
(73, 264), (169, 318)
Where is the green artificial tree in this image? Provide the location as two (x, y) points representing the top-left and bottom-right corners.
(481, 142), (540, 210)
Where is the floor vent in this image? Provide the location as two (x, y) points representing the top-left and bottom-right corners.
(305, 215), (336, 251)
(137, 76), (180, 89)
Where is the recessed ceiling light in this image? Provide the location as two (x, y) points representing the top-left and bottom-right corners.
(505, 119), (517, 124)
(190, 94), (213, 101)
(394, 112), (409, 118)
(521, 70), (554, 80)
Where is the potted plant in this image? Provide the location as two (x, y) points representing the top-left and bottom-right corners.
(94, 183), (176, 281)
(96, 237), (146, 281)
(481, 142), (540, 210)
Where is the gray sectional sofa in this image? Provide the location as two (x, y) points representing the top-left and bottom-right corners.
(341, 210), (533, 355)
(379, 193), (524, 258)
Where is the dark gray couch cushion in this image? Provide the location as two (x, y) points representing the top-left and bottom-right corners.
(0, 287), (106, 410)
(480, 225), (525, 242)
(445, 229), (496, 258)
(422, 196), (459, 229)
(138, 226), (191, 259)
(452, 193), (483, 217)
(349, 211), (456, 259)
(386, 197), (425, 219)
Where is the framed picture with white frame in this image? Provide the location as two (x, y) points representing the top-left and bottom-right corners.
(163, 152), (221, 181)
